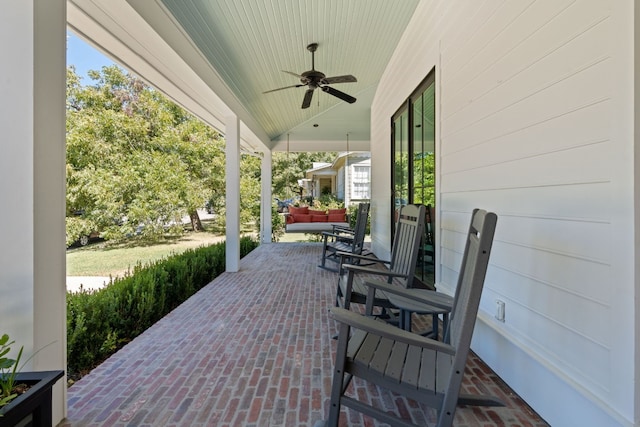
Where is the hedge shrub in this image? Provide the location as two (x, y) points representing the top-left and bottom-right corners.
(67, 236), (259, 374)
(347, 204), (371, 235)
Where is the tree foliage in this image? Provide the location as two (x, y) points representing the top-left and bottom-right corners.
(271, 151), (335, 201)
(413, 151), (435, 207)
(66, 65), (246, 245)
(65, 65), (339, 246)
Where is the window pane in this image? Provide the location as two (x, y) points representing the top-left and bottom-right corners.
(353, 182), (370, 199)
(391, 71), (436, 289)
(412, 84), (435, 207)
(352, 166), (370, 199)
(412, 80), (435, 289)
(394, 110), (409, 210)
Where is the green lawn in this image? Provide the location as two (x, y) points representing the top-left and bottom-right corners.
(66, 227), (328, 277)
(66, 232), (226, 277)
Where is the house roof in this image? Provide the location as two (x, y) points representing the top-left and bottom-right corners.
(305, 151), (371, 179)
(306, 162), (336, 178)
(67, 0), (420, 153)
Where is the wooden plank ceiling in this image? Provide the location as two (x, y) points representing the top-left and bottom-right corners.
(159, 0), (419, 146)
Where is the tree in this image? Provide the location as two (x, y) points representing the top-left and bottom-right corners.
(240, 154), (262, 226)
(66, 65), (233, 244)
(271, 151), (335, 201)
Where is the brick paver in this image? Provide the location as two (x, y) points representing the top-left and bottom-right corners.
(61, 243), (549, 426)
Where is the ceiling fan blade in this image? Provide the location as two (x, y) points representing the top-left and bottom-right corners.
(302, 89), (314, 109)
(282, 70), (303, 79)
(263, 84), (304, 94)
(322, 75), (357, 84)
(321, 86), (356, 104)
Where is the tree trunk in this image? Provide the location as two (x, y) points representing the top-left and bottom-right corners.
(190, 210), (203, 232)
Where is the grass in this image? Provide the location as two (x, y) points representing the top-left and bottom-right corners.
(276, 232), (324, 243)
(66, 223), (333, 277)
(66, 231), (228, 277)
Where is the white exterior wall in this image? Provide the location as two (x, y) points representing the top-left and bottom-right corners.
(337, 167), (345, 201)
(371, 1), (637, 426)
(0, 0), (67, 424)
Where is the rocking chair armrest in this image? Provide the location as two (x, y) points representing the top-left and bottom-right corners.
(322, 232), (354, 251)
(336, 251), (391, 265)
(322, 231), (355, 242)
(342, 263), (409, 279)
(332, 225), (355, 234)
(364, 280), (454, 311)
(329, 307), (456, 355)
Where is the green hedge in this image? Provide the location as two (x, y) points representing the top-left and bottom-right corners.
(67, 236), (259, 374)
(347, 204), (371, 235)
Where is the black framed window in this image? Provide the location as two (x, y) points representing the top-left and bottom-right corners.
(391, 70), (436, 288)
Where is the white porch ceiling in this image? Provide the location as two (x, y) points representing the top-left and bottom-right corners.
(68, 0), (419, 151)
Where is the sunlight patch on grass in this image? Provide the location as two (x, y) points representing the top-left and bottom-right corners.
(66, 232), (226, 277)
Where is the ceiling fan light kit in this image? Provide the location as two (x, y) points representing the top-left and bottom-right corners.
(263, 42), (357, 109)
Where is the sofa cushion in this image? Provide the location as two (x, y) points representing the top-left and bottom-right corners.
(328, 213), (347, 222)
(328, 208), (346, 215)
(292, 214), (311, 223)
(311, 215), (328, 222)
(288, 206), (309, 215)
(308, 209), (327, 215)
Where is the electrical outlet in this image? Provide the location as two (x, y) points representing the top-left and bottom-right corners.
(495, 299), (505, 322)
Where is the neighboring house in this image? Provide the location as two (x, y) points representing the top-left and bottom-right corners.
(3, 2), (640, 427)
(302, 152), (371, 206)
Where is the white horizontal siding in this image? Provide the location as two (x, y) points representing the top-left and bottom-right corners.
(441, 98), (611, 176)
(438, 0), (618, 400)
(442, 0), (609, 122)
(369, 0), (448, 259)
(438, 0), (618, 406)
(372, 0), (636, 425)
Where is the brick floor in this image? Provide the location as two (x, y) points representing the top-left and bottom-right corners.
(61, 243), (549, 427)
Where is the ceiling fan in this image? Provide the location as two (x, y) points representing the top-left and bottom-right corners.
(263, 43), (357, 109)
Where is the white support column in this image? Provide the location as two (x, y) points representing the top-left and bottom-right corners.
(261, 151), (273, 243)
(0, 0), (67, 424)
(225, 115), (241, 272)
(345, 162), (351, 207)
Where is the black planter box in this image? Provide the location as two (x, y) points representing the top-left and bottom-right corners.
(0, 370), (64, 427)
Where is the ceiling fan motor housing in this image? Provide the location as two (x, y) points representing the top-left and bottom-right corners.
(301, 70), (325, 88)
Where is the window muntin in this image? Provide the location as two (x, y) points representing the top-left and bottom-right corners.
(351, 165), (370, 199)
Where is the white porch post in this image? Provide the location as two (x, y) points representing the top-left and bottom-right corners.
(261, 151), (273, 243)
(0, 0), (67, 424)
(344, 162), (351, 207)
(225, 115), (241, 272)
